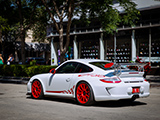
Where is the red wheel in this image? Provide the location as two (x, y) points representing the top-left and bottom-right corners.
(31, 80), (43, 99)
(76, 82), (94, 105)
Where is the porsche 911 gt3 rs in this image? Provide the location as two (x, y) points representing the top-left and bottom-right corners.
(27, 59), (150, 105)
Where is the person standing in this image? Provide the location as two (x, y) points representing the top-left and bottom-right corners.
(7, 54), (14, 65)
(0, 54), (4, 64)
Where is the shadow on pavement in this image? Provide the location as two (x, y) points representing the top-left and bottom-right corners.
(94, 100), (147, 108)
(26, 95), (76, 105)
(26, 96), (146, 108)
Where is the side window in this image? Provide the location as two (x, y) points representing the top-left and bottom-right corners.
(75, 63), (93, 73)
(56, 62), (78, 73)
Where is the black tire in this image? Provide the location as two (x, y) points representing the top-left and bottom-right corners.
(75, 82), (94, 105)
(31, 80), (44, 99)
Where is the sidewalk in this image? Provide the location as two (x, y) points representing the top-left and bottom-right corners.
(0, 75), (160, 87)
(146, 75), (160, 82)
(146, 75), (160, 87)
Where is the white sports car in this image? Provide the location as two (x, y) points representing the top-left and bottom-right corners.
(27, 59), (150, 105)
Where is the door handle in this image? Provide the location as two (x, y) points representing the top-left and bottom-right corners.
(66, 78), (70, 82)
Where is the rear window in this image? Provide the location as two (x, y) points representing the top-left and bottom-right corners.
(75, 63), (93, 73)
(89, 62), (114, 70)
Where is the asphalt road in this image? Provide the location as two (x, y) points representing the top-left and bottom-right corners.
(0, 83), (160, 120)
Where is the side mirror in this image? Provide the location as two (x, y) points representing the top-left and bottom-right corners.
(49, 68), (56, 74)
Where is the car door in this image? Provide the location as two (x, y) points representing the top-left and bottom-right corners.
(46, 62), (78, 94)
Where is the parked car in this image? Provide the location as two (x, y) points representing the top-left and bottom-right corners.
(27, 59), (150, 105)
(26, 57), (46, 65)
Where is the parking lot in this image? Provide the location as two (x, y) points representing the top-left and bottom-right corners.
(0, 83), (160, 120)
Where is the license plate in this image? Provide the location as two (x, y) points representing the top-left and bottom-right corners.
(132, 88), (140, 94)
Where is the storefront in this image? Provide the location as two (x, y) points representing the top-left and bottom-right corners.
(136, 27), (160, 66)
(48, 4), (160, 67)
(77, 34), (100, 59)
(49, 26), (160, 67)
(106, 31), (132, 63)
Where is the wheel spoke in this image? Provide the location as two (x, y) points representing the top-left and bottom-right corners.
(77, 87), (82, 92)
(85, 94), (89, 98)
(79, 85), (84, 91)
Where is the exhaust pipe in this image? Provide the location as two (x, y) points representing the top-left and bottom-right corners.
(132, 95), (139, 100)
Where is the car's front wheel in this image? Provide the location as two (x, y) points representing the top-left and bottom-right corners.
(76, 82), (94, 105)
(31, 80), (44, 99)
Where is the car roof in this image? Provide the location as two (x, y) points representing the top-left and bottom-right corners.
(66, 59), (111, 64)
(56, 59), (113, 72)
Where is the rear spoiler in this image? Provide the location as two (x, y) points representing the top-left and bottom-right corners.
(119, 63), (147, 71)
(113, 63), (147, 76)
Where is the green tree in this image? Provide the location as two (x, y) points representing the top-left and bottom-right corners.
(0, 16), (10, 55)
(0, 0), (17, 55)
(0, 0), (49, 63)
(12, 0), (40, 64)
(31, 6), (49, 43)
(0, 16), (9, 32)
(40, 0), (139, 63)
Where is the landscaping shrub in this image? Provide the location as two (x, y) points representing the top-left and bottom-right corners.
(1, 65), (14, 76)
(0, 65), (57, 77)
(0, 65), (3, 75)
(25, 65), (56, 77)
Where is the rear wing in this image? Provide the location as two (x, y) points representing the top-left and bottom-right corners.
(113, 63), (147, 76)
(119, 63), (147, 71)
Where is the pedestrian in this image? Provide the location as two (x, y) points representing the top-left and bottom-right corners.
(0, 54), (4, 64)
(7, 54), (14, 65)
(65, 51), (69, 61)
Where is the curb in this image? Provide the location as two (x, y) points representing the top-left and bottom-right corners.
(0, 76), (30, 84)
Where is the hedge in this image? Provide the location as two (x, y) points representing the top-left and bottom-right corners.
(0, 65), (57, 77)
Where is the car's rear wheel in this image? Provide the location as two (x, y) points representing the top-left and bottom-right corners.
(31, 80), (44, 99)
(76, 82), (94, 105)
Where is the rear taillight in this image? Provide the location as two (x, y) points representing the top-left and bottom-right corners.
(144, 79), (148, 82)
(100, 77), (121, 83)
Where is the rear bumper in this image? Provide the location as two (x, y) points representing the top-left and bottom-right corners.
(93, 81), (150, 101)
(95, 92), (150, 101)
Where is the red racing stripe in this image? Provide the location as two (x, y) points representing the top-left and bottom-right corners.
(46, 91), (64, 93)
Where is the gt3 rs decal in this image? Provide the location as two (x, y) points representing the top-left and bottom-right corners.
(46, 85), (75, 95)
(78, 74), (105, 77)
